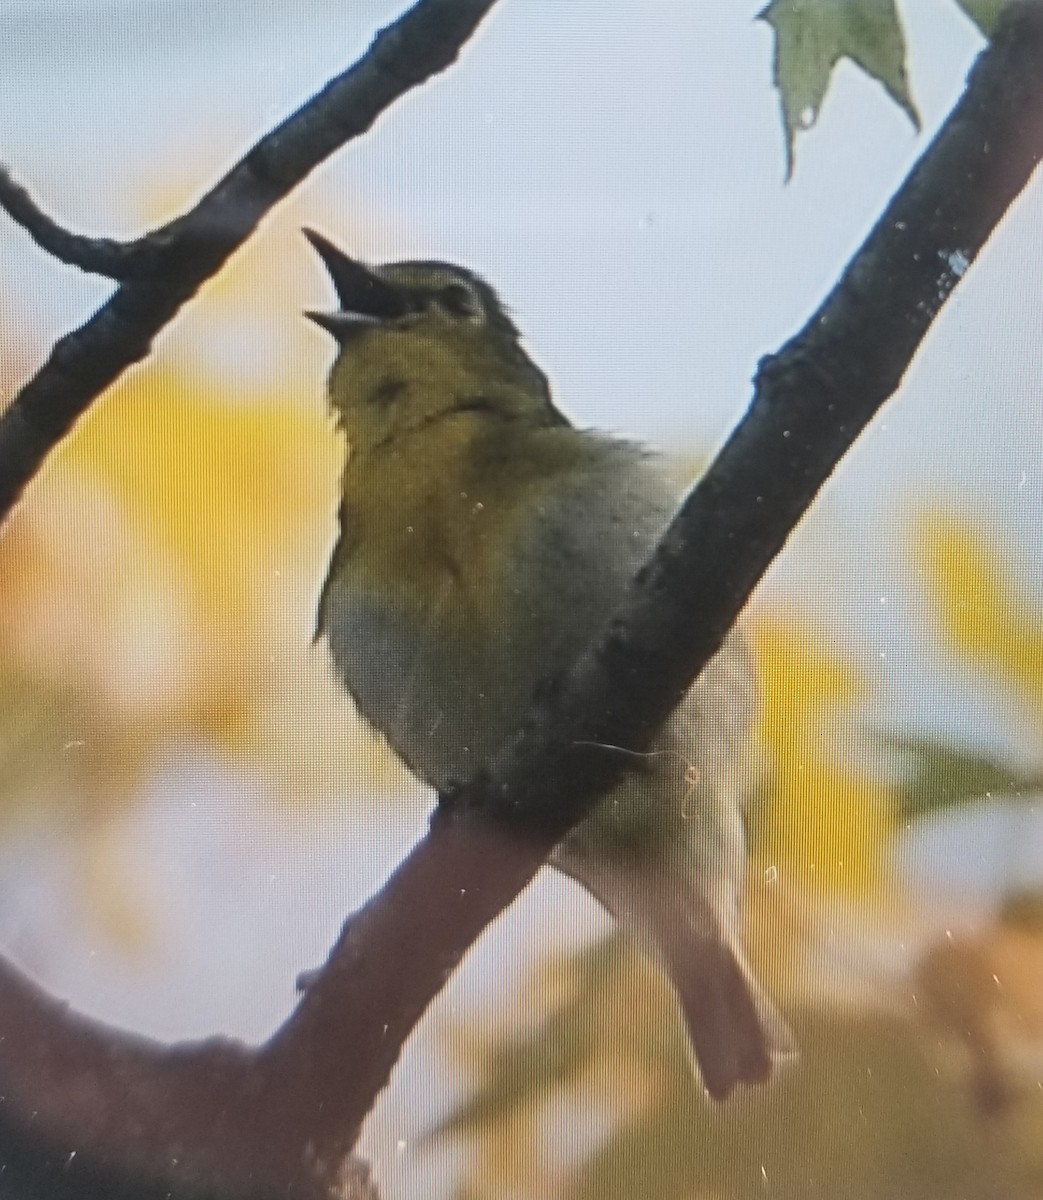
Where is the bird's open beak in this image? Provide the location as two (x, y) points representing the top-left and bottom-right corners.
(303, 229), (410, 340)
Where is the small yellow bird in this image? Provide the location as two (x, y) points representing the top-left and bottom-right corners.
(306, 230), (791, 1099)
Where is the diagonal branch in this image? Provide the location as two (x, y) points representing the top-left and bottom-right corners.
(267, 0), (1043, 1140)
(0, 0), (500, 520)
(0, 3), (1042, 1199)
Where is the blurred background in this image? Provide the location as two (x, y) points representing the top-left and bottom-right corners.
(1, 0), (1043, 1196)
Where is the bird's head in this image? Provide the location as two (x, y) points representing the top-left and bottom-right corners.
(304, 230), (560, 452)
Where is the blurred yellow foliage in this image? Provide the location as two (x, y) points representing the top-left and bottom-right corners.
(918, 510), (1043, 701)
(4, 362), (340, 746)
(0, 352), (401, 941)
(52, 365), (338, 737)
(751, 615), (894, 899)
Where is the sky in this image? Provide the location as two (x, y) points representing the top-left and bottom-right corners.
(1, 1), (1043, 1192)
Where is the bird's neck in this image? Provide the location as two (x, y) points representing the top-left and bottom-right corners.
(337, 412), (583, 603)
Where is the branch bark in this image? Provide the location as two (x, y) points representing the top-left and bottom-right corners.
(1, 3), (1042, 1200)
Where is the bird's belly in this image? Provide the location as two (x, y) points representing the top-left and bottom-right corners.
(322, 453), (680, 791)
(323, 580), (543, 791)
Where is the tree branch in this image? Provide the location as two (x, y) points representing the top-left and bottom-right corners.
(0, 0), (500, 520)
(0, 167), (148, 279)
(1, 3), (1042, 1199)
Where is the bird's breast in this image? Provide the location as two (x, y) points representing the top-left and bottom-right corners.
(321, 432), (678, 790)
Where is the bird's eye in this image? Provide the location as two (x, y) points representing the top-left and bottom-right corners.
(435, 283), (482, 321)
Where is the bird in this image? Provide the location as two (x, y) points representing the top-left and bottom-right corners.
(305, 229), (792, 1099)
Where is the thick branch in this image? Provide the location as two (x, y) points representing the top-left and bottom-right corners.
(270, 0), (1043, 1138)
(0, 0), (499, 520)
(0, 3), (1042, 1199)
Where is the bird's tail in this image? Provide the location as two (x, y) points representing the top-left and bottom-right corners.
(649, 887), (794, 1100)
(557, 853), (794, 1098)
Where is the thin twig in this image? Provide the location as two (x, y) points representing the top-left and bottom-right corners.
(0, 0), (499, 521)
(0, 167), (149, 279)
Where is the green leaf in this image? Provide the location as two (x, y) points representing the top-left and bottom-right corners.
(759, 0), (920, 177)
(955, 0), (1008, 36)
(883, 734), (1043, 823)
